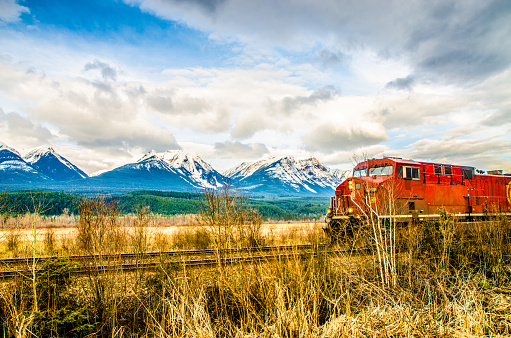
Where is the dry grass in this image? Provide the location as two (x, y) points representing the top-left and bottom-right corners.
(0, 195), (510, 337)
(0, 212), (324, 258)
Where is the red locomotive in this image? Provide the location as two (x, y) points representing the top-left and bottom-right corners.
(326, 157), (511, 229)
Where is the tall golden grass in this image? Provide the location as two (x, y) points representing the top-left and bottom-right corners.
(0, 193), (510, 337)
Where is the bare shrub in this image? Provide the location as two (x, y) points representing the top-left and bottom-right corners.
(43, 226), (56, 256)
(197, 185), (264, 249)
(131, 205), (151, 254)
(76, 198), (120, 255)
(6, 227), (21, 255)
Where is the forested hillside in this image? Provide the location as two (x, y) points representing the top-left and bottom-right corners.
(0, 190), (329, 220)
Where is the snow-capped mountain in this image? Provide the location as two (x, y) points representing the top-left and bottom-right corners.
(1, 142), (348, 197)
(224, 156), (345, 196)
(93, 149), (225, 192)
(139, 150), (225, 189)
(0, 144), (50, 182)
(328, 168), (351, 181)
(24, 146), (88, 181)
(91, 152), (189, 191)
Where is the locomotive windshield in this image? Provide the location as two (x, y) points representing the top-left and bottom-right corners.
(368, 165), (394, 176)
(353, 168), (367, 177)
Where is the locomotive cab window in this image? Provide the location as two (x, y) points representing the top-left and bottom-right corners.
(368, 165), (394, 176)
(434, 165), (442, 174)
(402, 166), (420, 180)
(353, 168), (367, 177)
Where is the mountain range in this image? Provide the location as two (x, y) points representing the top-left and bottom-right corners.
(0, 144), (349, 196)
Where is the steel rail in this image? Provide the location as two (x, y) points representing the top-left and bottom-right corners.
(0, 247), (370, 280)
(0, 244), (322, 266)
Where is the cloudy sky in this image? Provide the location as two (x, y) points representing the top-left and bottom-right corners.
(1, 0), (510, 174)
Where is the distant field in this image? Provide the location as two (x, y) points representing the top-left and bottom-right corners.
(0, 207), (325, 258)
(0, 220), (324, 251)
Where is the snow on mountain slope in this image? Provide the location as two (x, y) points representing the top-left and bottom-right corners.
(225, 156), (345, 196)
(0, 144), (50, 182)
(137, 150), (225, 189)
(24, 146), (88, 180)
(0, 143), (22, 158)
(223, 157), (279, 180)
(1, 142), (349, 196)
(328, 168), (351, 181)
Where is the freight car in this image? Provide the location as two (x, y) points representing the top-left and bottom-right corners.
(325, 157), (511, 232)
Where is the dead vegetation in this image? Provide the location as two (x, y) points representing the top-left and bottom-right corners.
(0, 190), (510, 337)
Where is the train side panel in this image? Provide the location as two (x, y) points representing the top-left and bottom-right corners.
(328, 158), (511, 224)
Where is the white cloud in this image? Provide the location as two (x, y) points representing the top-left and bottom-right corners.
(405, 137), (511, 172)
(130, 0), (511, 86)
(304, 122), (388, 153)
(1, 0), (511, 174)
(214, 141), (268, 159)
(0, 0), (29, 23)
(0, 108), (56, 148)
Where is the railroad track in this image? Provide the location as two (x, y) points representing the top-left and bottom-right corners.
(0, 244), (321, 266)
(0, 244), (367, 280)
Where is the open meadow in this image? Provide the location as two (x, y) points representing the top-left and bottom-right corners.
(0, 196), (510, 337)
(0, 212), (323, 258)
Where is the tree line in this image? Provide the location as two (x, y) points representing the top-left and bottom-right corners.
(0, 190), (329, 220)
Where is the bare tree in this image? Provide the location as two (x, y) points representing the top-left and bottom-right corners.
(197, 184), (263, 250)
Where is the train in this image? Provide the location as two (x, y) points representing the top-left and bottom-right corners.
(325, 157), (511, 232)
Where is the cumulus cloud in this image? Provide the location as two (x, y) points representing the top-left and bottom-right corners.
(146, 93), (174, 114)
(409, 138), (506, 158)
(278, 85), (339, 114)
(214, 141), (268, 159)
(173, 0), (226, 14)
(231, 110), (272, 139)
(368, 93), (466, 129)
(83, 60), (118, 81)
(0, 107), (55, 146)
(320, 144), (390, 169)
(303, 123), (388, 153)
(408, 138), (511, 172)
(0, 0), (29, 23)
(315, 48), (349, 68)
(406, 137), (511, 172)
(129, 0), (511, 85)
(0, 60), (181, 167)
(146, 91), (213, 117)
(385, 75), (415, 90)
(3, 0), (511, 174)
(229, 85), (339, 139)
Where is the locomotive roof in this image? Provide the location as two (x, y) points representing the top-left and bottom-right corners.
(355, 157), (475, 169)
(354, 157), (419, 167)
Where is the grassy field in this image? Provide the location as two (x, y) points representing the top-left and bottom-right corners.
(0, 212), (323, 258)
(0, 193), (510, 337)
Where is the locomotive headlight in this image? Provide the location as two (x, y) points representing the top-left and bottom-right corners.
(348, 180), (353, 190)
(347, 207), (354, 214)
(326, 208), (333, 217)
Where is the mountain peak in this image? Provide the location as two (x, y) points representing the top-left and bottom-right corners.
(137, 150), (159, 162)
(225, 155), (342, 196)
(23, 146), (88, 180)
(0, 143), (21, 157)
(24, 146), (57, 160)
(134, 149), (223, 189)
(138, 149), (211, 169)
